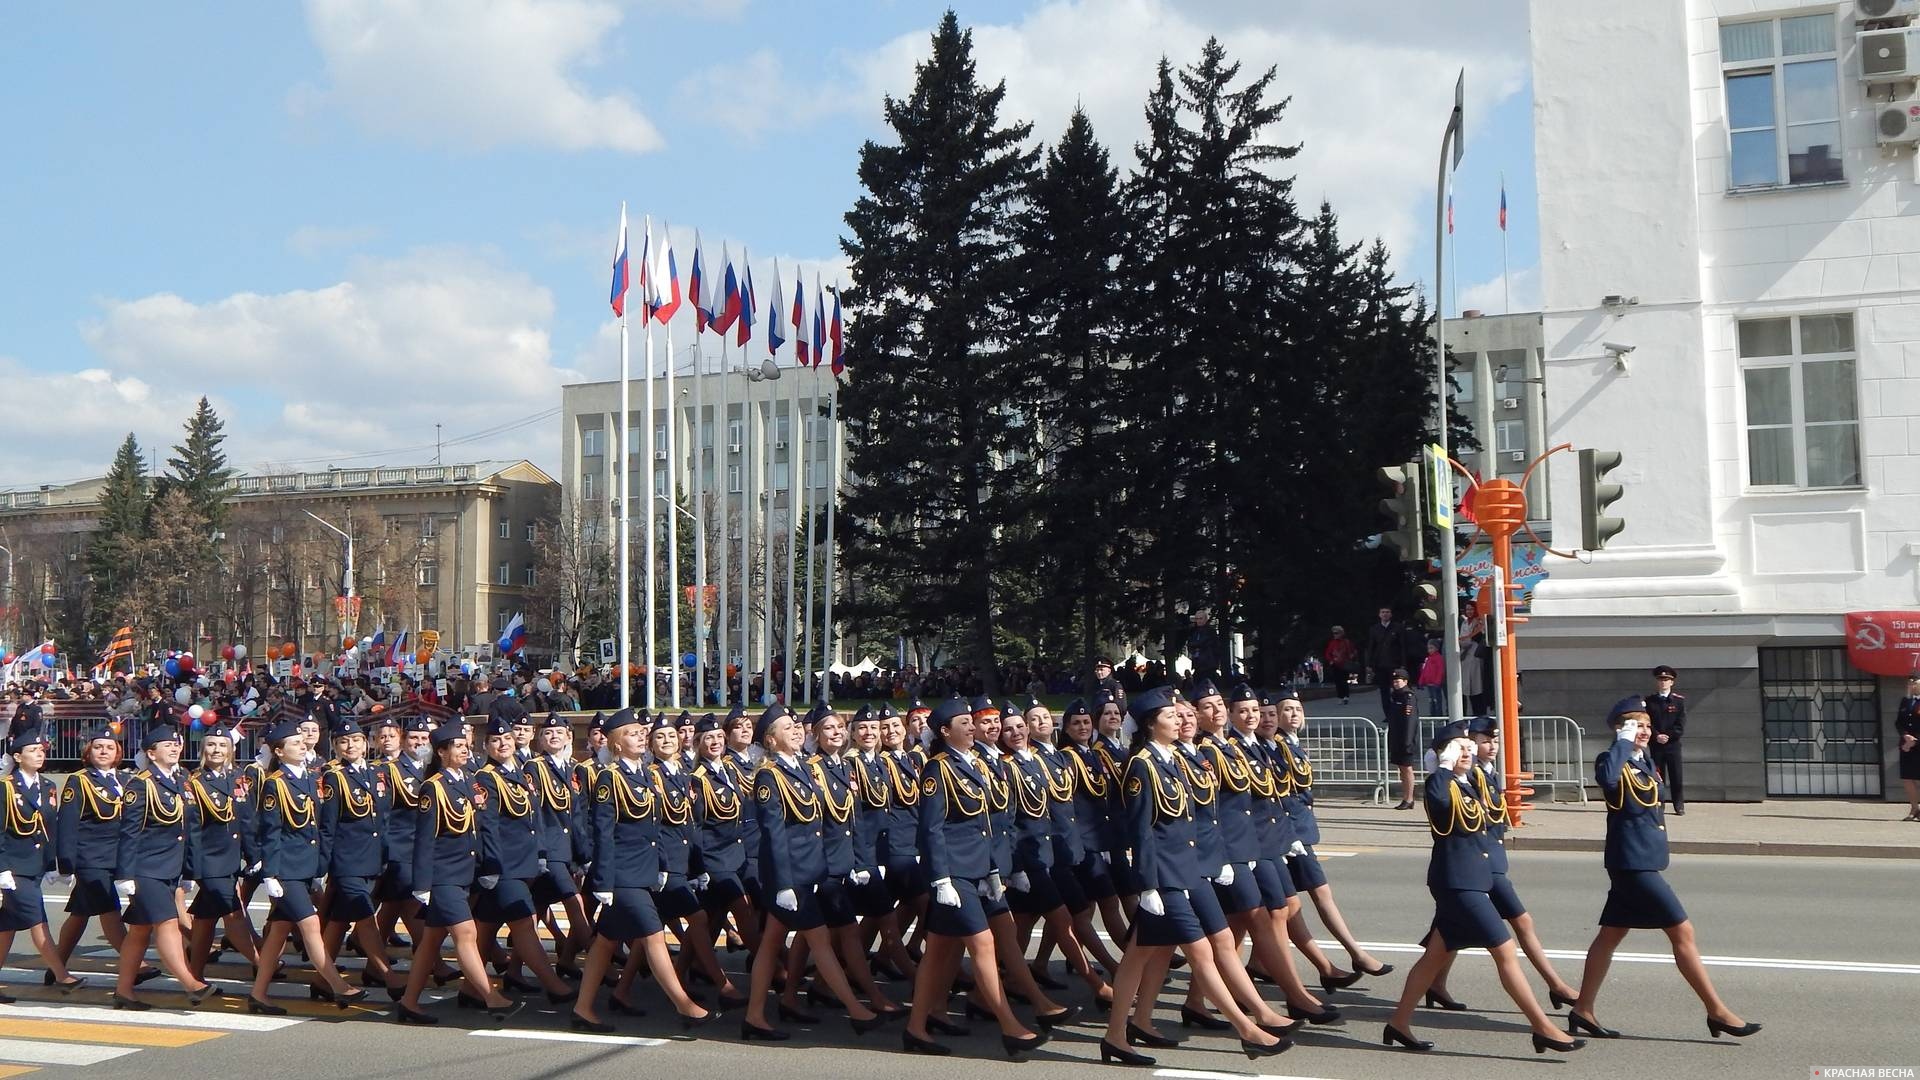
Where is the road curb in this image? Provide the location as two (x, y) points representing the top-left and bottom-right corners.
(1506, 836), (1920, 860)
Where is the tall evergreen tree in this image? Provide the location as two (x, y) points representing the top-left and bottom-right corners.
(839, 10), (1041, 693)
(168, 396), (234, 534)
(87, 433), (149, 642)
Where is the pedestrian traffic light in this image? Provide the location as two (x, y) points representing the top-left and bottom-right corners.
(1412, 578), (1442, 628)
(1578, 449), (1626, 550)
(1376, 462), (1425, 562)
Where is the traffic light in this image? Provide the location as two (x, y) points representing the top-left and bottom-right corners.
(1578, 449), (1626, 550)
(1376, 462), (1425, 562)
(1411, 577), (1442, 629)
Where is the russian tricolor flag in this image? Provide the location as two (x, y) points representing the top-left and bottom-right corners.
(829, 288), (844, 377)
(690, 231), (713, 333)
(737, 254), (756, 348)
(497, 612), (527, 656)
(651, 227), (681, 324)
(387, 630), (408, 668)
(811, 281), (826, 370)
(768, 259), (786, 357)
(792, 277), (809, 367)
(710, 245), (742, 335)
(609, 205), (630, 317)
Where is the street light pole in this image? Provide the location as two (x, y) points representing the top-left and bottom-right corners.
(0, 543), (12, 657)
(1435, 70), (1466, 726)
(303, 509), (353, 645)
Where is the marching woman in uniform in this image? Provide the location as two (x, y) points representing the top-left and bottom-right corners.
(1566, 698), (1760, 1041)
(0, 726), (87, 997)
(394, 718), (518, 1025)
(873, 705), (926, 980)
(1000, 707), (1110, 1007)
(529, 713), (591, 976)
(848, 706), (912, 983)
(1091, 693), (1140, 916)
(1422, 714), (1578, 1011)
(689, 716), (752, 1008)
(184, 723), (259, 983)
(738, 705), (881, 1041)
(473, 714), (576, 1004)
(900, 698), (1044, 1059)
(247, 715), (366, 1015)
(54, 728), (134, 972)
(1095, 688), (1288, 1067)
(625, 720), (723, 1007)
(318, 715), (401, 997)
(375, 712), (436, 966)
(1021, 700), (1120, 994)
(1056, 699), (1132, 969)
(114, 723), (225, 1010)
(1382, 733), (1581, 1054)
(567, 708), (711, 1033)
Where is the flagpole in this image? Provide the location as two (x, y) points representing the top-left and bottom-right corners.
(782, 327), (804, 706)
(617, 206), (632, 711)
(1501, 171), (1512, 315)
(666, 246), (681, 710)
(821, 363), (839, 708)
(691, 332), (707, 709)
(740, 349), (755, 707)
(715, 322), (731, 709)
(759, 361), (777, 702)
(799, 363), (818, 705)
(643, 220), (659, 713)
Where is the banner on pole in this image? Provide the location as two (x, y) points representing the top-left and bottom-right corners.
(1426, 443), (1452, 530)
(598, 637), (617, 665)
(685, 585), (719, 632)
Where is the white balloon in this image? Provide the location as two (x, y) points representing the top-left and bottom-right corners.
(188, 704), (204, 720)
(536, 678), (553, 694)
(233, 645), (247, 661)
(196, 675), (211, 688)
(174, 687), (191, 705)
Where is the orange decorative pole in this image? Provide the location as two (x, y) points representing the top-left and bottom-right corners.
(1470, 477), (1534, 824)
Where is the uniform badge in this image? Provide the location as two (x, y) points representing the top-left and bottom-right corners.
(1126, 775), (1144, 799)
(921, 776), (938, 796)
(45, 789), (57, 808)
(262, 794), (276, 813)
(471, 783), (488, 809)
(757, 783), (774, 804)
(375, 775), (388, 797)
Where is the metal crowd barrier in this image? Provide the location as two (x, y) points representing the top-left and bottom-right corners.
(1297, 716), (1390, 805)
(1417, 714), (1590, 803)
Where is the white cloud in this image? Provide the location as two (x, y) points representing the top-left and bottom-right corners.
(1458, 265), (1540, 316)
(288, 224), (382, 256)
(72, 250), (580, 474)
(297, 0), (663, 153)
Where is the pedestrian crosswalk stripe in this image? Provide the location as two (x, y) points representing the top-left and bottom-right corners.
(469, 1029), (668, 1047)
(0, 1018), (221, 1048)
(0, 1038), (138, 1066)
(0, 1004), (303, 1032)
(0, 1065), (39, 1079)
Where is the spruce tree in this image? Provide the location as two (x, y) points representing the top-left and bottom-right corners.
(839, 10), (1041, 693)
(87, 433), (149, 641)
(168, 396), (234, 534)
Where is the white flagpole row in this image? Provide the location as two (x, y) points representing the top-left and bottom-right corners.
(665, 241), (680, 710)
(821, 352), (839, 707)
(800, 364), (818, 705)
(616, 206), (632, 711)
(782, 339), (804, 705)
(690, 327), (707, 709)
(715, 315), (732, 709)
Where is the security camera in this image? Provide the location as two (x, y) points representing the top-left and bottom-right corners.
(1602, 341), (1636, 354)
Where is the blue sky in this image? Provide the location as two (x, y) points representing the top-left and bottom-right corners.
(0, 0), (1533, 483)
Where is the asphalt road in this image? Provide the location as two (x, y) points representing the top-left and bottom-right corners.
(4, 847), (1915, 1080)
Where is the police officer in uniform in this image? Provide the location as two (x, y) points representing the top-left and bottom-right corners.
(374, 711), (435, 961)
(114, 723), (224, 1010)
(529, 712), (590, 974)
(1387, 669), (1419, 808)
(474, 712), (575, 1003)
(1646, 665), (1686, 814)
(0, 725), (86, 997)
(54, 727), (133, 974)
(319, 714), (399, 996)
(184, 722), (259, 982)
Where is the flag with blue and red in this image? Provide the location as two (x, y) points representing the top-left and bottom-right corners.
(690, 232), (712, 333)
(829, 288), (844, 377)
(711, 245), (742, 335)
(792, 277), (809, 367)
(609, 205), (630, 317)
(738, 255), (756, 348)
(652, 229), (681, 324)
(768, 260), (785, 356)
(1499, 184), (1508, 231)
(811, 282), (826, 369)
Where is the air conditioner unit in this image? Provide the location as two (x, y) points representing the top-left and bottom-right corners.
(1860, 26), (1920, 82)
(1499, 396), (1520, 409)
(774, 439), (788, 449)
(727, 440), (743, 453)
(1877, 96), (1920, 142)
(1508, 450), (1526, 462)
(1858, 0), (1920, 22)
(654, 450), (668, 461)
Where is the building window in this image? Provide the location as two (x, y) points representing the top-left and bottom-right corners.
(728, 464), (743, 493)
(420, 515), (435, 538)
(653, 469), (668, 498)
(773, 414), (791, 447)
(727, 419), (744, 452)
(772, 461), (790, 489)
(655, 423), (668, 454)
(627, 422), (642, 455)
(582, 472), (594, 501)
(1759, 646), (1881, 796)
(523, 564), (536, 587)
(811, 458), (829, 489)
(497, 562), (510, 585)
(1494, 419), (1526, 454)
(420, 611), (438, 632)
(806, 415), (827, 443)
(498, 610), (513, 633)
(701, 419), (714, 449)
(524, 522), (537, 542)
(498, 517), (510, 539)
(581, 428), (604, 457)
(418, 563), (437, 586)
(1721, 14), (1841, 189)
(1452, 367), (1475, 404)
(1737, 313), (1860, 489)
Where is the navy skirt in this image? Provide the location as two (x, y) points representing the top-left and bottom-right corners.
(269, 880), (319, 924)
(1135, 889), (1205, 947)
(1048, 860), (1089, 915)
(1108, 851), (1143, 896)
(1074, 853), (1118, 902)
(530, 861), (579, 907)
(1488, 872), (1526, 920)
(849, 874), (894, 918)
(1253, 858), (1296, 909)
(424, 883), (473, 928)
(1187, 879), (1229, 937)
(1287, 847), (1329, 891)
(475, 877), (536, 923)
(1212, 867), (1263, 916)
(654, 875), (702, 922)
(188, 875), (242, 919)
(1431, 886), (1512, 952)
(0, 876), (48, 931)
(123, 877), (179, 927)
(924, 877), (992, 938)
(815, 877), (858, 928)
(66, 867), (120, 917)
(884, 858), (926, 903)
(1600, 869), (1687, 929)
(596, 887), (665, 941)
(1008, 862), (1062, 916)
(328, 874), (379, 922)
(758, 882), (824, 933)
(701, 871), (749, 914)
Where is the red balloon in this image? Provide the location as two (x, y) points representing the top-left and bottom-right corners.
(1, 654), (13, 666)
(40, 643), (55, 655)
(220, 645), (236, 661)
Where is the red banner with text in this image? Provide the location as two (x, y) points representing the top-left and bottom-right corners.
(1844, 611), (1920, 677)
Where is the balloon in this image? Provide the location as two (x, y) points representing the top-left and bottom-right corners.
(189, 716), (203, 731)
(40, 643), (54, 655)
(536, 678), (553, 694)
(232, 644), (246, 661)
(682, 654), (696, 669)
(1, 655), (12, 666)
(108, 720), (124, 736)
(342, 636), (356, 650)
(174, 686), (191, 705)
(196, 675), (211, 688)
(287, 643), (301, 660)
(188, 704), (204, 720)
(163, 658), (181, 679)
(221, 645), (235, 661)
(40, 653), (56, 668)
(179, 652), (195, 671)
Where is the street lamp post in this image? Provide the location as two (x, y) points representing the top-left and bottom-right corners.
(303, 509), (354, 645)
(0, 543), (12, 657)
(1434, 70), (1466, 726)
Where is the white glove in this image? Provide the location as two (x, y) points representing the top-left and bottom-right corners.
(986, 872), (1005, 901)
(1138, 889), (1165, 916)
(694, 873), (711, 890)
(1288, 840), (1307, 858)
(1215, 863), (1234, 886)
(775, 888), (798, 911)
(1009, 871), (1030, 892)
(656, 872), (670, 890)
(849, 869), (871, 886)
(877, 864), (887, 879)
(413, 890), (433, 905)
(592, 891), (613, 906)
(538, 858), (548, 872)
(246, 862), (262, 875)
(263, 877), (285, 899)
(932, 878), (961, 908)
(115, 879), (137, 899)
(0, 870), (15, 892)
(1617, 718), (1642, 743)
(478, 875), (500, 890)
(314, 874), (328, 891)
(183, 879), (199, 899)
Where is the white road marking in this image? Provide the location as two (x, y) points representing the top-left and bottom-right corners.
(469, 1029), (668, 1047)
(1338, 940), (1920, 977)
(0, 1002), (304, 1031)
(1157, 1070), (1349, 1080)
(0, 1037), (140, 1065)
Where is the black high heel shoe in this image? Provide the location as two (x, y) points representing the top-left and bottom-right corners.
(740, 1020), (790, 1041)
(1708, 1018), (1762, 1038)
(112, 993), (151, 1012)
(1355, 961), (1394, 977)
(313, 985), (367, 1008)
(501, 972), (540, 994)
(188, 984), (225, 1006)
(1034, 1005), (1078, 1030)
(246, 995), (287, 1016)
(1550, 989), (1578, 1010)
(680, 1009), (714, 1031)
(1534, 1032), (1586, 1054)
(1382, 1024), (1433, 1051)
(546, 986), (579, 1005)
(1241, 1036), (1290, 1059)
(716, 992), (750, 1012)
(570, 1014), (614, 1034)
(850, 1011), (886, 1035)
(455, 991), (488, 1010)
(926, 1014), (969, 1037)
(55, 976), (88, 995)
(1567, 1011), (1620, 1038)
(1179, 1005), (1231, 1030)
(1289, 1004), (1342, 1025)
(963, 998), (996, 1022)
(902, 1030), (950, 1055)
(1099, 1039), (1154, 1066)
(1319, 969), (1362, 992)
(1258, 1020), (1304, 1039)
(1001, 1031), (1047, 1058)
(1423, 989), (1467, 1011)
(489, 1000), (525, 1023)
(395, 1003), (439, 1025)
(1126, 1021), (1178, 1049)
(777, 1001), (821, 1024)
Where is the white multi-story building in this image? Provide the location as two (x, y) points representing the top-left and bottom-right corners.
(1527, 0), (1920, 800)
